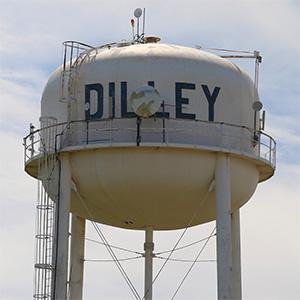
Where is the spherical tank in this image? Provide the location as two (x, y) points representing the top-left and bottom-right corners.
(34, 42), (274, 230)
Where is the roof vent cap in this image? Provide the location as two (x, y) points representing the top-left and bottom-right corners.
(144, 36), (161, 43)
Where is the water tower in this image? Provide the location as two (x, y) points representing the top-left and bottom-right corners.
(24, 9), (276, 300)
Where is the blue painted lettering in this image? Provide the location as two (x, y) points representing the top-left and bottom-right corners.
(109, 82), (115, 118)
(175, 82), (196, 120)
(201, 85), (220, 122)
(85, 83), (103, 120)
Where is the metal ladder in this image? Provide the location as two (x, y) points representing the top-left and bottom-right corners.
(33, 118), (58, 299)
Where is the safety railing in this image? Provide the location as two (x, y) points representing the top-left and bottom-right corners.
(23, 118), (276, 168)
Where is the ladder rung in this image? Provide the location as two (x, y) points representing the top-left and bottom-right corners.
(36, 204), (54, 210)
(35, 263), (53, 270)
(33, 293), (51, 299)
(35, 234), (52, 239)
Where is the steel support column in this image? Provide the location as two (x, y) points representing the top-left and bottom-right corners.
(231, 209), (242, 300)
(53, 154), (71, 300)
(144, 227), (154, 300)
(69, 214), (86, 300)
(215, 153), (233, 299)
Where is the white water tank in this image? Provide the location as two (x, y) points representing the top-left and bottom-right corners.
(25, 41), (275, 230)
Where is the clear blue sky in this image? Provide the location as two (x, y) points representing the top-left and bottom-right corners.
(0, 1), (299, 299)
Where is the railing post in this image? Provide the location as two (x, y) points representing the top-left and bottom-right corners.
(110, 119), (113, 145)
(54, 126), (58, 152)
(165, 118), (168, 145)
(23, 137), (27, 165)
(47, 121), (51, 154)
(274, 142), (276, 167)
(162, 101), (166, 143)
(220, 123), (224, 149)
(240, 127), (243, 152)
(257, 131), (261, 159)
(193, 119), (196, 146)
(86, 120), (89, 144)
(70, 41), (74, 69)
(30, 123), (35, 158)
(136, 117), (141, 146)
(269, 137), (272, 164)
(63, 43), (67, 71)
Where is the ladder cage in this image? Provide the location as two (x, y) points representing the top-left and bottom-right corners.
(61, 41), (96, 104)
(33, 118), (59, 300)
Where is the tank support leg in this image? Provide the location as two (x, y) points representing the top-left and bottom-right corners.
(144, 227), (154, 300)
(69, 214), (86, 300)
(232, 209), (242, 300)
(53, 154), (71, 300)
(215, 153), (233, 299)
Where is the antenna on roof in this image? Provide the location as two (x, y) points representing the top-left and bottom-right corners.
(134, 8), (143, 38)
(133, 8), (146, 41)
(142, 8), (146, 37)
